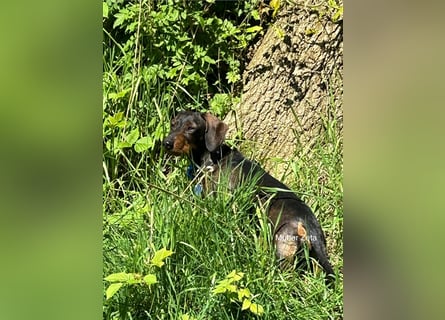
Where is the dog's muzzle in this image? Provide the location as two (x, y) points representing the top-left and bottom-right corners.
(163, 138), (174, 150)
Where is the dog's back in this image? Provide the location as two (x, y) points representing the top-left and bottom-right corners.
(208, 148), (335, 279)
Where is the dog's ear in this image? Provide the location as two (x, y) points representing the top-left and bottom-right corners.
(203, 113), (228, 152)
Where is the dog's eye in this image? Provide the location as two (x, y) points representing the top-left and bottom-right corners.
(186, 126), (195, 132)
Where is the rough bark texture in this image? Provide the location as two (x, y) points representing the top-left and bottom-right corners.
(226, 1), (343, 179)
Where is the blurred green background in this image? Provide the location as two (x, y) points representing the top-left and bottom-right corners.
(1, 0), (445, 319)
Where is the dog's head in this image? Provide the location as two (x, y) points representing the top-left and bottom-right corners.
(163, 111), (228, 156)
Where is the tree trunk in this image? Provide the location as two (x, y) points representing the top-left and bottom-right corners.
(226, 1), (343, 179)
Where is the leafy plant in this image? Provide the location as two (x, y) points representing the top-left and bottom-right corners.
(327, 0), (343, 22)
(103, 0), (263, 184)
(209, 93), (239, 118)
(311, 0), (343, 23)
(212, 270), (264, 316)
(104, 247), (173, 300)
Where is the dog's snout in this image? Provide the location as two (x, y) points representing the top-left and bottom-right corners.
(163, 138), (173, 150)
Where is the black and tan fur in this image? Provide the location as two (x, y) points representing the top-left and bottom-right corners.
(163, 111), (335, 283)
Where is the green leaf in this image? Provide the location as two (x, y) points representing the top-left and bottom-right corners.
(108, 88), (131, 101)
(143, 274), (157, 285)
(226, 284), (237, 293)
(107, 112), (124, 126)
(212, 278), (237, 294)
(328, 0), (340, 9)
(273, 25), (285, 40)
(227, 270), (236, 279)
(245, 26), (262, 33)
(332, 6), (343, 22)
(226, 71), (240, 84)
(106, 283), (123, 300)
(270, 0), (280, 17)
(113, 9), (129, 29)
(127, 21), (138, 32)
(105, 139), (112, 151)
(270, 0), (280, 10)
(249, 303), (264, 315)
(166, 66), (179, 79)
(169, 9), (179, 21)
(105, 272), (133, 282)
(212, 286), (227, 294)
(126, 128), (139, 145)
(227, 270), (244, 281)
(103, 2), (109, 18)
(127, 278), (143, 285)
(242, 299), (251, 311)
(251, 10), (260, 21)
(150, 247), (174, 267)
(116, 141), (132, 149)
(238, 288), (251, 301)
(202, 55), (216, 64)
(134, 136), (152, 153)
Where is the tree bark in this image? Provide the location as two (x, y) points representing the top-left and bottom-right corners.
(226, 1), (343, 179)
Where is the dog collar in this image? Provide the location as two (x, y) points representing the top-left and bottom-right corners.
(210, 144), (232, 164)
(193, 183), (203, 196)
(186, 163), (203, 196)
(186, 162), (216, 196)
(186, 164), (196, 179)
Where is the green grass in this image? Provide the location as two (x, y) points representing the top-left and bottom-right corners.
(103, 115), (343, 319)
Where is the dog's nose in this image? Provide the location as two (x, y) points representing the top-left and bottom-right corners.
(163, 138), (173, 150)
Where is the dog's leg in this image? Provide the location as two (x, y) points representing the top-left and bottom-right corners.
(275, 220), (335, 285)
